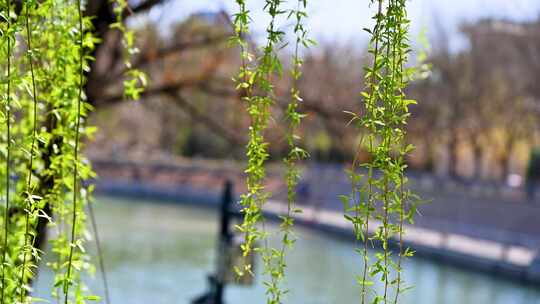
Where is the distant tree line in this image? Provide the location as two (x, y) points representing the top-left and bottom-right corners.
(88, 11), (540, 182)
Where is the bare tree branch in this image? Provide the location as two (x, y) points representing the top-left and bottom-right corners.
(165, 92), (244, 146)
(97, 77), (209, 106)
(103, 33), (229, 85)
(131, 0), (167, 14)
(196, 83), (347, 122)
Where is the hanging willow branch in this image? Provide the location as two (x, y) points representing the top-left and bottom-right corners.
(111, 0), (148, 100)
(231, 0), (258, 277)
(19, 1), (41, 300)
(1, 0), (12, 301)
(64, 0), (84, 302)
(255, 1), (291, 302)
(345, 1), (419, 303)
(265, 0), (312, 302)
(231, 2), (306, 302)
(0, 1), (142, 302)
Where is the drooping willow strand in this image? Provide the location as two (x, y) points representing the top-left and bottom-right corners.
(364, 1), (384, 302)
(347, 0), (417, 303)
(381, 2), (395, 300)
(111, 0), (147, 100)
(255, 0), (292, 302)
(0, 0), (136, 302)
(380, 1), (416, 301)
(231, 0), (259, 277)
(64, 0), (84, 302)
(87, 198), (111, 304)
(346, 0), (384, 302)
(267, 0), (311, 302)
(390, 1), (415, 302)
(1, 0), (12, 302)
(231, 1), (313, 301)
(231, 4), (292, 300)
(19, 1), (41, 300)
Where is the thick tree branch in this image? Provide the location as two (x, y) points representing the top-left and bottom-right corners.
(165, 92), (244, 146)
(196, 83), (347, 122)
(131, 0), (167, 14)
(95, 44), (226, 106)
(96, 77), (209, 106)
(101, 33), (229, 86)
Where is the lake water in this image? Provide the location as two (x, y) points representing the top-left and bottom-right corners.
(35, 196), (540, 303)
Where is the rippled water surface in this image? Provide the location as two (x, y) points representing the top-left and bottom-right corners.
(35, 196), (540, 303)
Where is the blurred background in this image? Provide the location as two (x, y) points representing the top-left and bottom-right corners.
(41, 0), (540, 303)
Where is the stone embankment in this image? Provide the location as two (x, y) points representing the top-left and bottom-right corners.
(91, 158), (540, 284)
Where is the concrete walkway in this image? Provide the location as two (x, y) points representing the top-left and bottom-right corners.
(263, 199), (540, 284)
(90, 159), (540, 284)
(264, 200), (536, 267)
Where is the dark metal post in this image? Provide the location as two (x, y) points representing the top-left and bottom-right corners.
(215, 180), (233, 304)
(192, 180), (235, 304)
(220, 180), (233, 242)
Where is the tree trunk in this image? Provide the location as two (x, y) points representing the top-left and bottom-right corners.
(448, 132), (459, 179)
(422, 136), (435, 172)
(500, 139), (515, 181)
(28, 104), (60, 286)
(472, 138), (483, 179)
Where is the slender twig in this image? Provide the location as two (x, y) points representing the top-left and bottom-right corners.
(254, 1), (289, 301)
(382, 173), (390, 303)
(382, 1), (395, 302)
(87, 200), (111, 304)
(64, 0), (84, 302)
(394, 2), (407, 300)
(1, 0), (12, 301)
(232, 0), (256, 277)
(272, 0), (309, 301)
(359, 1), (383, 303)
(393, 174), (405, 304)
(19, 1), (41, 300)
(360, 167), (373, 304)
